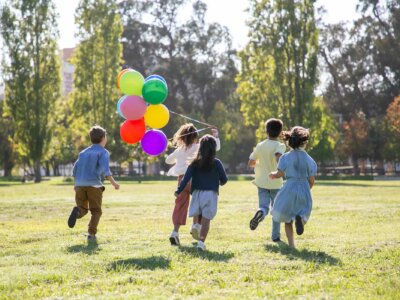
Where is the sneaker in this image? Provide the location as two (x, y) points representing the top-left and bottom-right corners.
(68, 207), (80, 228)
(190, 224), (202, 241)
(87, 235), (97, 243)
(169, 231), (180, 246)
(295, 215), (304, 235)
(272, 238), (281, 243)
(250, 210), (264, 230)
(197, 240), (206, 251)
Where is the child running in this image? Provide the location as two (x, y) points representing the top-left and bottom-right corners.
(166, 124), (220, 245)
(68, 125), (120, 243)
(175, 135), (228, 251)
(248, 118), (286, 242)
(269, 126), (317, 248)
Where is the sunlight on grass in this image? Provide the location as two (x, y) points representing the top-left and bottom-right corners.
(0, 179), (399, 298)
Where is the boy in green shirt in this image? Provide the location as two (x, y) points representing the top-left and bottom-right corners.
(248, 119), (286, 242)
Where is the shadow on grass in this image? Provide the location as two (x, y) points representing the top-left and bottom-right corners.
(67, 242), (100, 255)
(110, 256), (171, 271)
(265, 243), (341, 265)
(316, 182), (399, 188)
(178, 245), (234, 262)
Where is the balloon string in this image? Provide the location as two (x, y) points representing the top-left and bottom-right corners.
(168, 127), (212, 142)
(169, 110), (215, 128)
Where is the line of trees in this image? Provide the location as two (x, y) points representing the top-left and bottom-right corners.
(1, 0), (399, 182)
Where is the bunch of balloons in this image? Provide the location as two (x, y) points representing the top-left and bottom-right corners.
(117, 69), (170, 156)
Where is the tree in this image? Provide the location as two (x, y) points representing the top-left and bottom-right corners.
(237, 0), (325, 140)
(320, 1), (400, 173)
(1, 0), (61, 182)
(0, 101), (15, 177)
(358, 0), (400, 101)
(120, 0), (249, 169)
(72, 0), (123, 158)
(386, 96), (400, 136)
(385, 96), (400, 162)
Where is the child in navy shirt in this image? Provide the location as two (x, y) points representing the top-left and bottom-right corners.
(175, 135), (228, 251)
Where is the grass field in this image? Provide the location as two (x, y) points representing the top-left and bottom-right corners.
(0, 179), (399, 299)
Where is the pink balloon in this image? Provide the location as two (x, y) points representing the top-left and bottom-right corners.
(120, 96), (147, 120)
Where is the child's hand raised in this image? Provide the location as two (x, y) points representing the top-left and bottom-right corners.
(211, 128), (219, 138)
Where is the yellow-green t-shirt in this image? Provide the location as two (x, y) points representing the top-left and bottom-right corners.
(249, 139), (286, 189)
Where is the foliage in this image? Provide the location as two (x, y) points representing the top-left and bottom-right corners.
(72, 0), (124, 161)
(237, 0), (334, 161)
(120, 0), (249, 169)
(0, 0), (61, 182)
(0, 100), (15, 176)
(384, 96), (400, 161)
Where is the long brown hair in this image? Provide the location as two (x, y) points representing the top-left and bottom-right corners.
(191, 135), (217, 171)
(173, 123), (199, 149)
(282, 126), (310, 149)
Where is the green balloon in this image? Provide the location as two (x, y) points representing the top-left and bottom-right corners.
(142, 78), (168, 104)
(120, 70), (145, 96)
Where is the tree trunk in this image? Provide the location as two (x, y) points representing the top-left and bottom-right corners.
(34, 159), (42, 183)
(128, 162), (134, 176)
(45, 161), (50, 176)
(352, 155), (360, 176)
(3, 153), (13, 177)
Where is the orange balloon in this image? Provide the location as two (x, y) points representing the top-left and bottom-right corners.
(117, 69), (132, 89)
(120, 118), (146, 144)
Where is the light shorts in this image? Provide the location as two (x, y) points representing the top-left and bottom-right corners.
(189, 190), (218, 220)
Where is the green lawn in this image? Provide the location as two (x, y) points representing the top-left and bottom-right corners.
(0, 179), (399, 299)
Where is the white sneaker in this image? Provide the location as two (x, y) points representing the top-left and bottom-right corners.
(190, 224), (202, 241)
(169, 231), (180, 246)
(197, 240), (206, 251)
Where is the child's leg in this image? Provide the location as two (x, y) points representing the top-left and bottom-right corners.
(198, 191), (218, 242)
(68, 187), (89, 228)
(199, 217), (211, 242)
(75, 187), (89, 218)
(270, 189), (281, 241)
(285, 222), (295, 248)
(250, 188), (268, 230)
(193, 215), (202, 225)
(172, 177), (191, 232)
(87, 187), (103, 236)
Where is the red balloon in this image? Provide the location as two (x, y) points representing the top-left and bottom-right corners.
(120, 118), (146, 144)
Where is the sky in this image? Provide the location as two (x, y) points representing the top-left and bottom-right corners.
(56, 0), (360, 50)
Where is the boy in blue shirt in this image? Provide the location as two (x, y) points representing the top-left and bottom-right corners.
(68, 125), (120, 242)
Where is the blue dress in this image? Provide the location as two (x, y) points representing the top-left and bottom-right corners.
(272, 149), (317, 223)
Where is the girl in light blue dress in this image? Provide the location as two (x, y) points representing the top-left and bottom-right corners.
(269, 126), (317, 248)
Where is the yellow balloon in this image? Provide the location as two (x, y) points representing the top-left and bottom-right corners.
(144, 104), (170, 129)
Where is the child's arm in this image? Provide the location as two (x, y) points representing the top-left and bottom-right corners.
(211, 128), (221, 151)
(165, 149), (179, 165)
(248, 144), (259, 168)
(308, 176), (315, 189)
(106, 175), (120, 190)
(248, 159), (256, 168)
(269, 170), (284, 179)
(99, 151), (119, 190)
(275, 153), (282, 163)
(174, 166), (194, 196)
(216, 160), (228, 186)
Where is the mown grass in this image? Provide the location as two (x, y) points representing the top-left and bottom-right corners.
(0, 179), (399, 299)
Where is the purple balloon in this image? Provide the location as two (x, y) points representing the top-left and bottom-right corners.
(141, 130), (168, 156)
